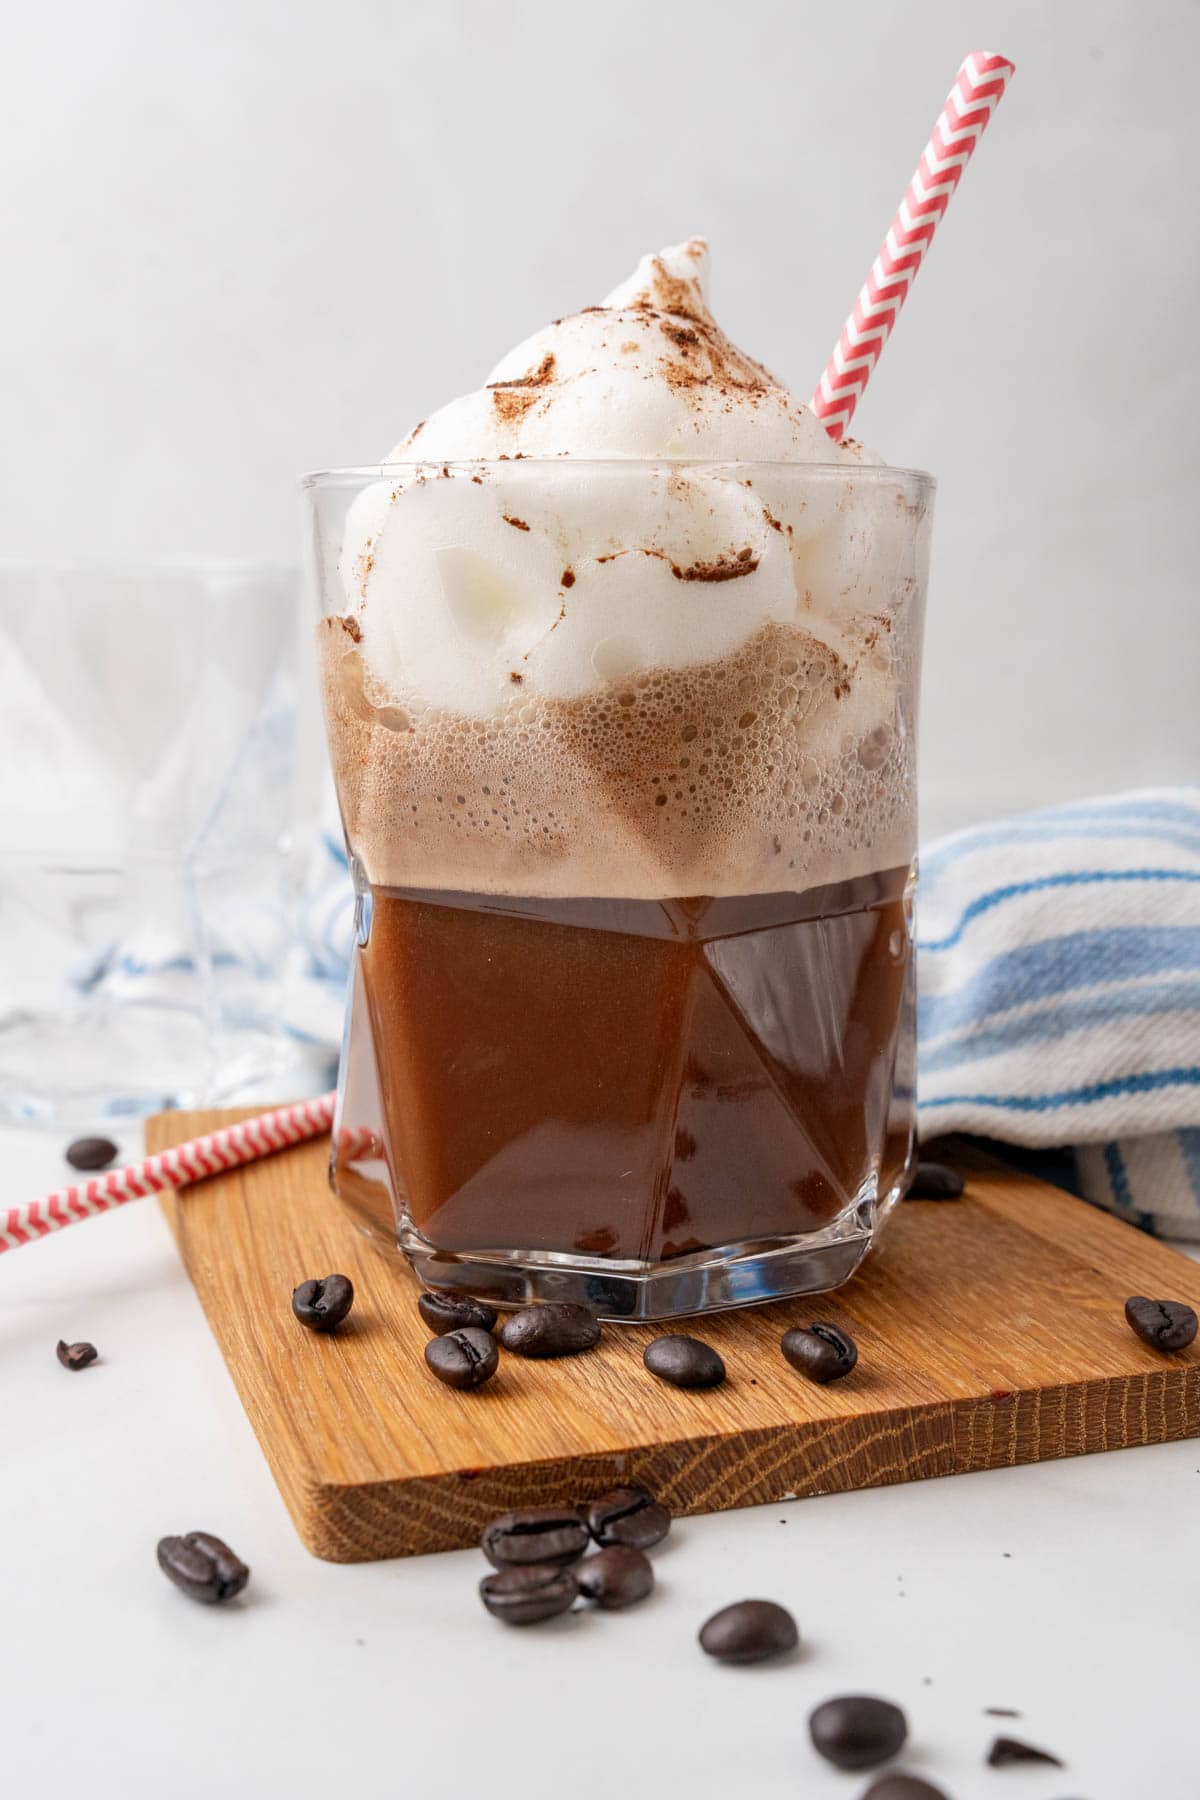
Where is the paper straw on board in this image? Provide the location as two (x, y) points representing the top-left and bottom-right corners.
(0, 1093), (380, 1255)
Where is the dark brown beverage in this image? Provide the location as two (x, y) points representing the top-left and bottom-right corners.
(356, 866), (912, 1264)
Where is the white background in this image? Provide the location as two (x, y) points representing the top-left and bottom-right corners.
(3, 0), (1198, 835)
(5, 8), (1200, 1798)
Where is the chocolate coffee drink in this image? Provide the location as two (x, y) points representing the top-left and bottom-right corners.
(311, 238), (931, 1314)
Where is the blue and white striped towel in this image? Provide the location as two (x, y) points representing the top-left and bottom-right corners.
(917, 788), (1200, 1239)
(297, 787), (1200, 1241)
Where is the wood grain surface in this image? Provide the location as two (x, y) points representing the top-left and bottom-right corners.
(150, 1109), (1200, 1563)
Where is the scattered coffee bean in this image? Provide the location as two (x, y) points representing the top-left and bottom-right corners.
(482, 1506), (589, 1569)
(56, 1339), (98, 1371)
(576, 1546), (654, 1609)
(643, 1334), (725, 1389)
(861, 1778), (948, 1800)
(1124, 1294), (1198, 1352)
(65, 1135), (118, 1172)
(479, 1562), (578, 1626)
(585, 1484), (671, 1550)
(907, 1160), (964, 1200)
(781, 1322), (858, 1384)
(291, 1273), (354, 1332)
(809, 1695), (908, 1770)
(424, 1327), (498, 1390)
(699, 1599), (798, 1664)
(498, 1303), (600, 1358)
(157, 1531), (250, 1604)
(417, 1290), (498, 1335)
(985, 1736), (1062, 1768)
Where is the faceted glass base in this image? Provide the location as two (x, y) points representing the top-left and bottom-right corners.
(398, 1190), (907, 1323)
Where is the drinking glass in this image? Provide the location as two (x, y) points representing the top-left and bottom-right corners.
(0, 562), (319, 1126)
(306, 461), (932, 1318)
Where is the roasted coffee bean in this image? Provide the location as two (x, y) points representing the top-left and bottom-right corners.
(861, 1778), (949, 1800)
(907, 1160), (964, 1200)
(585, 1484), (671, 1550)
(65, 1135), (118, 1172)
(424, 1327), (498, 1390)
(498, 1303), (600, 1358)
(157, 1531), (250, 1604)
(698, 1599), (798, 1664)
(479, 1562), (578, 1626)
(291, 1273), (354, 1332)
(781, 1322), (858, 1384)
(809, 1695), (908, 1770)
(56, 1339), (98, 1371)
(576, 1546), (654, 1609)
(417, 1290), (498, 1335)
(985, 1736), (1062, 1768)
(482, 1506), (589, 1569)
(1124, 1294), (1198, 1352)
(643, 1334), (725, 1389)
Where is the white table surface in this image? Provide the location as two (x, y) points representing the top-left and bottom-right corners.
(5, 1121), (1197, 1800)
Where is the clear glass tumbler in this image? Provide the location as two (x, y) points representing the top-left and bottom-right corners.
(307, 460), (933, 1319)
(0, 562), (319, 1126)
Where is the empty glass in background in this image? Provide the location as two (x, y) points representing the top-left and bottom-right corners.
(0, 563), (322, 1127)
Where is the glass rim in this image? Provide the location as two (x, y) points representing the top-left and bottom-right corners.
(300, 458), (936, 491)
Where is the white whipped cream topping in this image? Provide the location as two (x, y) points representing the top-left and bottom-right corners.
(341, 241), (898, 720)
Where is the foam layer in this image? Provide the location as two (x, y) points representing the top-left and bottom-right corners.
(321, 239), (931, 897)
(338, 241), (898, 720)
(387, 239), (872, 468)
(320, 604), (924, 899)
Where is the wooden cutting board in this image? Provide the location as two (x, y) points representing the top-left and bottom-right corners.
(150, 1109), (1200, 1563)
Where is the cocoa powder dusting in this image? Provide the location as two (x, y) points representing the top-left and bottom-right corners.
(627, 247), (775, 400)
(487, 351), (556, 391)
(670, 547), (759, 584)
(487, 351), (556, 425)
(561, 569), (575, 587)
(592, 543), (761, 584)
(642, 261), (704, 324)
(648, 287), (773, 400)
(339, 615), (362, 642)
(662, 360), (709, 392)
(490, 388), (540, 425)
(502, 515), (531, 531)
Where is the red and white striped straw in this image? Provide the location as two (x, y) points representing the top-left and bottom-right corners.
(0, 1093), (358, 1255)
(810, 49), (1015, 441)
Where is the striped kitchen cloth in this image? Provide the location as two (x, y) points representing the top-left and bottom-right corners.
(917, 788), (1200, 1239)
